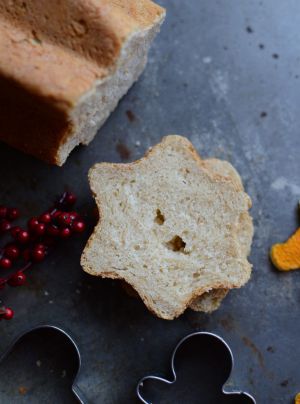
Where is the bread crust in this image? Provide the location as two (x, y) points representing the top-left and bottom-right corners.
(0, 0), (165, 164)
(81, 135), (253, 320)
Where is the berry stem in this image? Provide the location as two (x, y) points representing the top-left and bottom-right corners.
(0, 261), (31, 287)
(0, 191), (85, 321)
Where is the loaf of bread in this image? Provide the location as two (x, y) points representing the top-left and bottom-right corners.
(0, 0), (165, 165)
(81, 135), (253, 320)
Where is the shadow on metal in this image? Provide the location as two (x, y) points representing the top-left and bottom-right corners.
(137, 332), (256, 404)
(0, 324), (88, 403)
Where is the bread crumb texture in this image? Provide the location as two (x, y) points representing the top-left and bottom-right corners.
(81, 135), (253, 319)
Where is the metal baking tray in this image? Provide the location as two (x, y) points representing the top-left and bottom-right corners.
(0, 0), (299, 402)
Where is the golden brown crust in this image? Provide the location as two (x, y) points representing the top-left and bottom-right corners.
(0, 75), (72, 164)
(0, 0), (165, 164)
(0, 0), (165, 102)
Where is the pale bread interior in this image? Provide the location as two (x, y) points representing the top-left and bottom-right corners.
(81, 135), (253, 320)
(190, 159), (253, 312)
(58, 17), (165, 165)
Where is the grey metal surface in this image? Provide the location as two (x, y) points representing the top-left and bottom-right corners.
(137, 332), (256, 403)
(0, 0), (299, 402)
(0, 326), (86, 404)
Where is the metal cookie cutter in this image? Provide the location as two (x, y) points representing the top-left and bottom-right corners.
(0, 324), (88, 404)
(137, 332), (256, 404)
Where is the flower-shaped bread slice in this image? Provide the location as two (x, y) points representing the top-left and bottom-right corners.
(81, 135), (253, 320)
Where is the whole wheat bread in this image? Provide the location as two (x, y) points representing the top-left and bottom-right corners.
(81, 135), (253, 320)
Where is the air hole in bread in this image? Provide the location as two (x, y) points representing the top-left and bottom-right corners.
(154, 209), (165, 225)
(134, 245), (140, 251)
(193, 272), (200, 278)
(31, 30), (42, 45)
(165, 235), (186, 252)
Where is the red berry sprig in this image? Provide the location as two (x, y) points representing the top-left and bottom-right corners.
(0, 192), (85, 321)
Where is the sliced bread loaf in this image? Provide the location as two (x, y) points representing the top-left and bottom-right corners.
(0, 0), (165, 164)
(81, 135), (253, 320)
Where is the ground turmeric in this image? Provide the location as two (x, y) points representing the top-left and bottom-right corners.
(295, 392), (300, 404)
(270, 227), (300, 271)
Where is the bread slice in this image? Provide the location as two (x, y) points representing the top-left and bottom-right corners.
(190, 160), (253, 313)
(189, 288), (229, 313)
(119, 159), (254, 314)
(81, 135), (253, 320)
(0, 0), (165, 165)
(119, 158), (254, 314)
(120, 210), (252, 313)
(190, 212), (253, 312)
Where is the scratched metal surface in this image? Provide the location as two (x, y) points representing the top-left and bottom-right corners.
(0, 0), (299, 403)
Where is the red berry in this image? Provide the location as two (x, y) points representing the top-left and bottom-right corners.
(33, 223), (45, 236)
(65, 192), (76, 206)
(5, 245), (20, 260)
(72, 221), (86, 233)
(53, 210), (62, 220)
(0, 257), (12, 269)
(11, 226), (21, 238)
(22, 248), (31, 262)
(34, 243), (46, 251)
(32, 248), (45, 262)
(3, 307), (14, 320)
(0, 206), (7, 219)
(0, 220), (11, 232)
(58, 213), (72, 226)
(7, 208), (19, 221)
(17, 230), (30, 243)
(8, 272), (26, 287)
(39, 213), (51, 224)
(60, 227), (72, 238)
(47, 224), (60, 237)
(69, 211), (79, 221)
(28, 217), (39, 230)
